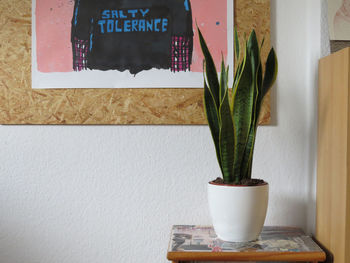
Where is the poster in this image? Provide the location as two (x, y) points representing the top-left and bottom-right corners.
(328, 0), (350, 40)
(32, 0), (234, 89)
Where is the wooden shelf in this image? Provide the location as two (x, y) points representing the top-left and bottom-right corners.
(167, 225), (326, 263)
(317, 47), (350, 263)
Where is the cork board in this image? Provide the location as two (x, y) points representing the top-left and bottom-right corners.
(0, 0), (271, 125)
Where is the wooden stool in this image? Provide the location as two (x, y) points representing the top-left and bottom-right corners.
(167, 225), (326, 263)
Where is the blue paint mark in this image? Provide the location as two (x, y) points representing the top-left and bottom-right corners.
(74, 0), (80, 26)
(90, 33), (93, 51)
(184, 0), (189, 11)
(89, 18), (93, 51)
(216, 21), (220, 25)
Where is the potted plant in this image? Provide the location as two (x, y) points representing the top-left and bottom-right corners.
(198, 28), (278, 242)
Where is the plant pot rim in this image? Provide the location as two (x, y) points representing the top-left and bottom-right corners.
(208, 180), (268, 187)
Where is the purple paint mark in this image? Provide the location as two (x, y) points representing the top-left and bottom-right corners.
(171, 36), (191, 72)
(73, 37), (89, 71)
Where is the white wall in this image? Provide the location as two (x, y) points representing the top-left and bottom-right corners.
(322, 0), (331, 57)
(0, 1), (323, 262)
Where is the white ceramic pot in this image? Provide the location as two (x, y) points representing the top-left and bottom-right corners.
(207, 182), (269, 242)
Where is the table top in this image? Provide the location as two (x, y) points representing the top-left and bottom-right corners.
(167, 225), (326, 262)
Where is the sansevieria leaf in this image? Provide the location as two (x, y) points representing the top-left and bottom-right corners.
(254, 61), (264, 124)
(232, 45), (255, 182)
(198, 28), (220, 109)
(232, 61), (244, 101)
(219, 85), (235, 183)
(241, 61), (262, 179)
(262, 48), (278, 98)
(247, 30), (260, 77)
(234, 28), (240, 61)
(220, 57), (227, 102)
(204, 80), (223, 173)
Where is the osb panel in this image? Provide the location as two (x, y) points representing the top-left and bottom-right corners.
(0, 0), (271, 125)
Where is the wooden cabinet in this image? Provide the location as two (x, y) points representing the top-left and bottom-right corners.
(317, 47), (350, 263)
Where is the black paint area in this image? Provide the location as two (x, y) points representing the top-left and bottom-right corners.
(71, 0), (193, 74)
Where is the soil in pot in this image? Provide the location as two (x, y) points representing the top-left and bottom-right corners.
(210, 177), (266, 186)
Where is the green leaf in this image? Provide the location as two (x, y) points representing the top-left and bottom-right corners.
(219, 56), (227, 102)
(254, 48), (277, 124)
(247, 30), (260, 79)
(241, 60), (262, 179)
(233, 61), (244, 90)
(241, 127), (256, 179)
(219, 86), (235, 183)
(260, 37), (265, 51)
(232, 45), (255, 182)
(246, 30), (260, 123)
(262, 48), (278, 98)
(204, 80), (223, 174)
(247, 158), (253, 180)
(253, 61), (263, 124)
(234, 28), (240, 61)
(198, 27), (220, 109)
(232, 59), (244, 112)
(233, 31), (261, 181)
(257, 61), (263, 95)
(241, 69), (262, 181)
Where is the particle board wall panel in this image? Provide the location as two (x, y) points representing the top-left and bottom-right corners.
(0, 0), (272, 125)
(316, 47), (350, 263)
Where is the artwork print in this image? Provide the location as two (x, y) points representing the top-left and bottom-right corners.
(72, 0), (193, 73)
(32, 0), (234, 88)
(328, 0), (350, 40)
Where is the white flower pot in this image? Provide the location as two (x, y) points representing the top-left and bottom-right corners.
(207, 182), (269, 242)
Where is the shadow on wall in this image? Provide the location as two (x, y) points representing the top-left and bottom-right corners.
(270, 0), (278, 126)
(271, 196), (308, 228)
(269, 0), (319, 235)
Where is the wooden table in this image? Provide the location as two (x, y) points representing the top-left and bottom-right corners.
(167, 225), (326, 263)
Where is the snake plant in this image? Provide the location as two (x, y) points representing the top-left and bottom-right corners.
(198, 28), (278, 184)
